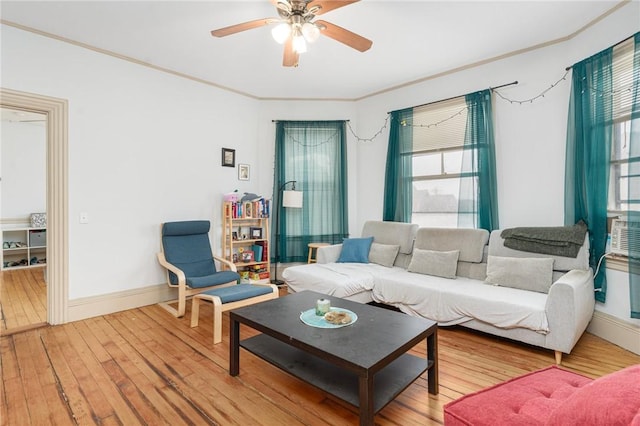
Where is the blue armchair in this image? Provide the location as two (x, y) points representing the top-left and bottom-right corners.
(157, 221), (277, 341)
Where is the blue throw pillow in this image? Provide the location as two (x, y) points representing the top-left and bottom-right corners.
(337, 237), (374, 263)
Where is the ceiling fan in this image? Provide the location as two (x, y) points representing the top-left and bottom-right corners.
(211, 0), (372, 67)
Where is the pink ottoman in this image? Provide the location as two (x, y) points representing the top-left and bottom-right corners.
(444, 364), (640, 426)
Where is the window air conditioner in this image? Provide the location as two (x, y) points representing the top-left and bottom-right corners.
(610, 217), (640, 258)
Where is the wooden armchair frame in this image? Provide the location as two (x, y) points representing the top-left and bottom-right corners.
(157, 250), (238, 318)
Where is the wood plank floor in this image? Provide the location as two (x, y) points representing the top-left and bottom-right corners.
(2, 289), (639, 425)
(0, 268), (47, 334)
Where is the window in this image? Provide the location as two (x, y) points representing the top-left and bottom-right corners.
(272, 121), (348, 263)
(608, 38), (639, 216)
(385, 90), (497, 229)
(609, 120), (637, 213)
(411, 96), (476, 227)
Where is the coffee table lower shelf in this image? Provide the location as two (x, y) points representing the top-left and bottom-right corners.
(240, 334), (432, 413)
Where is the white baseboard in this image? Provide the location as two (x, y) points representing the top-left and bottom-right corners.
(587, 311), (640, 355)
(67, 283), (175, 322)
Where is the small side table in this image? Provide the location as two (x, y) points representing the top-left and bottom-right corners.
(307, 242), (330, 264)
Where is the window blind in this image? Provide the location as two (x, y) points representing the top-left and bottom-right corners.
(594, 37), (638, 124)
(411, 96), (468, 153)
(612, 38), (637, 119)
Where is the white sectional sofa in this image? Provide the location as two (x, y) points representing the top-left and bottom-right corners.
(282, 221), (595, 363)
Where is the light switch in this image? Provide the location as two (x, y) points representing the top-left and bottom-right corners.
(79, 212), (89, 224)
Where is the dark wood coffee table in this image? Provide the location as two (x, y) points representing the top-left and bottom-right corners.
(229, 290), (438, 426)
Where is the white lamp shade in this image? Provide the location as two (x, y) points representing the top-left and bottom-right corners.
(282, 190), (303, 208)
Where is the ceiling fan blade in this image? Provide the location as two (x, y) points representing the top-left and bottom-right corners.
(283, 37), (299, 67)
(315, 20), (372, 52)
(211, 18), (276, 37)
(308, 1), (359, 15)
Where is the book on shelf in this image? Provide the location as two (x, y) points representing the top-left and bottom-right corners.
(250, 271), (270, 281)
(251, 244), (263, 262)
(254, 240), (268, 262)
(225, 198), (270, 219)
(238, 264), (269, 282)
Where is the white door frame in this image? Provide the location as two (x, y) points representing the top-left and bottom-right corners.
(1, 87), (69, 324)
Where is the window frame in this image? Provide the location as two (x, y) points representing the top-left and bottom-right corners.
(604, 37), (637, 266)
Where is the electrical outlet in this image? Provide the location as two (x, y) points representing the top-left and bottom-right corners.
(79, 212), (89, 224)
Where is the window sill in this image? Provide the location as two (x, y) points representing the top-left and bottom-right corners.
(605, 253), (630, 273)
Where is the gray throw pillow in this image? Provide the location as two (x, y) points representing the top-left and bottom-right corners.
(407, 249), (460, 279)
(486, 255), (554, 293)
(368, 243), (400, 268)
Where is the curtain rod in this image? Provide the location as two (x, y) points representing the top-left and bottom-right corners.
(565, 31), (637, 70)
(387, 81), (518, 114)
(271, 119), (351, 122)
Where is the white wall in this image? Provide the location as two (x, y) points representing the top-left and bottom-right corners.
(1, 120), (46, 218)
(355, 3), (639, 232)
(1, 25), (264, 299)
(354, 37), (573, 229)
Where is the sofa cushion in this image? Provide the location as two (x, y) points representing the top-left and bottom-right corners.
(283, 262), (398, 301)
(546, 364), (640, 426)
(361, 221), (418, 255)
(486, 255), (554, 293)
(489, 230), (589, 272)
(337, 237), (373, 263)
(408, 249), (460, 279)
(415, 228), (489, 263)
(369, 243), (400, 268)
(372, 271), (549, 333)
(443, 366), (592, 426)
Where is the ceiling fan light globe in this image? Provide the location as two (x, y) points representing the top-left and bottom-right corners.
(292, 34), (307, 53)
(271, 23), (291, 44)
(301, 22), (320, 43)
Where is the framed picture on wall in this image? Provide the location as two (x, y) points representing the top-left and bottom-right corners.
(238, 164), (250, 181)
(222, 148), (235, 167)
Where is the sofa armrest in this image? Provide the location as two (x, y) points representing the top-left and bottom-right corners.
(545, 269), (595, 353)
(316, 244), (343, 263)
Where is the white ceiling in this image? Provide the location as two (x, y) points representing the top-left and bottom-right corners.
(0, 0), (624, 100)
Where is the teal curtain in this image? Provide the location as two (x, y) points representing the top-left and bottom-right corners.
(272, 121), (349, 263)
(383, 108), (413, 222)
(460, 89), (499, 231)
(565, 48), (614, 303)
(628, 33), (640, 318)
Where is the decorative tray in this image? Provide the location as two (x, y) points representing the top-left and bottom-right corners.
(299, 307), (358, 329)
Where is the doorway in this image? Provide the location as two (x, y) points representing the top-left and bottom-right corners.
(0, 88), (69, 330)
(1, 107), (47, 333)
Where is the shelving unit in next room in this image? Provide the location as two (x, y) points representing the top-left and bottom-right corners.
(221, 199), (271, 283)
(2, 225), (47, 270)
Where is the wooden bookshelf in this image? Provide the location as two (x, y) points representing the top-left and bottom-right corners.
(221, 200), (271, 283)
